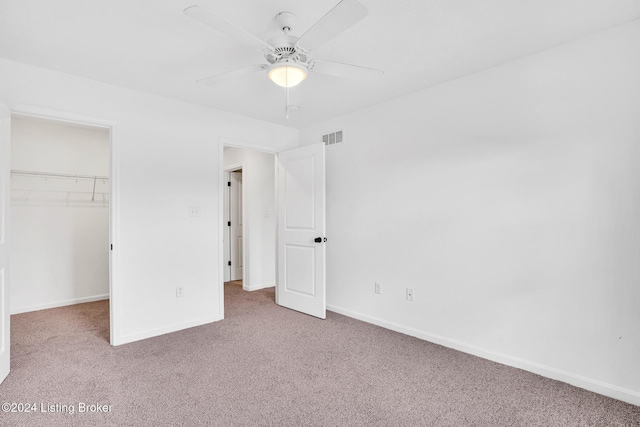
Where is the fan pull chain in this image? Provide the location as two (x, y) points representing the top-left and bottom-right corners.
(285, 69), (290, 119)
(286, 91), (289, 120)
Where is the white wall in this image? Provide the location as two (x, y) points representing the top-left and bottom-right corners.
(300, 20), (640, 405)
(10, 116), (110, 313)
(0, 58), (298, 344)
(223, 147), (276, 291)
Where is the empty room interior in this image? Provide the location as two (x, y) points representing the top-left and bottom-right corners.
(1, 0), (640, 425)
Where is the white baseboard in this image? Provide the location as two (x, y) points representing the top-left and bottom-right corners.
(11, 294), (110, 315)
(115, 315), (223, 346)
(327, 303), (640, 407)
(243, 282), (275, 292)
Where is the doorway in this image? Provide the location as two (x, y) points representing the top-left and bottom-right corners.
(224, 168), (243, 283)
(219, 141), (326, 320)
(222, 146), (276, 295)
(9, 114), (112, 332)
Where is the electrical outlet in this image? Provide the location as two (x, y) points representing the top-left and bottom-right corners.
(188, 206), (201, 217)
(176, 286), (184, 298)
(406, 288), (414, 301)
(374, 282), (381, 294)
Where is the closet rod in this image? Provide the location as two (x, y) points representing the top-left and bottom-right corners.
(10, 170), (109, 180)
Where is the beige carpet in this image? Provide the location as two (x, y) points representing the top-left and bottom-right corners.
(1, 283), (639, 426)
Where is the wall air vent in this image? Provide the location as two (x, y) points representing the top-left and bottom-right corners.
(322, 130), (343, 146)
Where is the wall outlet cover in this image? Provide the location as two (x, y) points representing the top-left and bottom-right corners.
(189, 206), (201, 217)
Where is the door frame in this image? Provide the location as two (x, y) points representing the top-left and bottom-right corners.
(218, 138), (278, 318)
(223, 165), (244, 284)
(0, 101), (10, 384)
(8, 103), (121, 345)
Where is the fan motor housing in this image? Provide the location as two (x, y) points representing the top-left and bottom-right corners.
(265, 34), (308, 64)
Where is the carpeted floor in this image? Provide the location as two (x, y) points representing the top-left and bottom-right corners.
(1, 283), (639, 426)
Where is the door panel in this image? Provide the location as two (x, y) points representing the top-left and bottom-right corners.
(230, 171), (243, 281)
(277, 143), (325, 319)
(284, 244), (316, 296)
(284, 156), (315, 229)
(0, 101), (10, 384)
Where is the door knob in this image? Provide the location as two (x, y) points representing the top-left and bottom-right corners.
(314, 237), (327, 243)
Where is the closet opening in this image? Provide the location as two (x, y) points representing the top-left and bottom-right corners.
(9, 114), (111, 342)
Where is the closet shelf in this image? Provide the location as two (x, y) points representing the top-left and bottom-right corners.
(11, 170), (109, 180)
(11, 169), (109, 202)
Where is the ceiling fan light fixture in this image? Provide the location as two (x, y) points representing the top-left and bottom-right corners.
(268, 62), (308, 88)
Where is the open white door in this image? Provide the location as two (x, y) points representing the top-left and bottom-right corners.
(0, 101), (10, 384)
(230, 171), (243, 281)
(276, 143), (326, 319)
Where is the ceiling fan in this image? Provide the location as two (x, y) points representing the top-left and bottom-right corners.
(184, 0), (383, 88)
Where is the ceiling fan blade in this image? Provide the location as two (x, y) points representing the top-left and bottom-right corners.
(308, 60), (383, 82)
(297, 0), (368, 52)
(184, 5), (273, 52)
(196, 65), (268, 85)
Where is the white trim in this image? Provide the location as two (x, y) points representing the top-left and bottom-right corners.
(243, 282), (275, 292)
(274, 154), (280, 305)
(224, 163), (244, 171)
(109, 122), (121, 346)
(7, 102), (121, 346)
(11, 294), (109, 315)
(327, 303), (640, 407)
(220, 137), (278, 154)
(218, 141), (225, 320)
(224, 162), (246, 287)
(8, 104), (114, 129)
(118, 315), (222, 346)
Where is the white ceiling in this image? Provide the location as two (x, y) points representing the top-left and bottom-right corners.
(1, 0), (639, 129)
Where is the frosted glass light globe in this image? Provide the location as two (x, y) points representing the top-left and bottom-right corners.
(268, 63), (308, 88)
